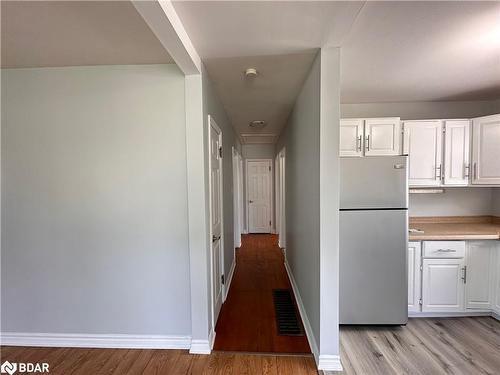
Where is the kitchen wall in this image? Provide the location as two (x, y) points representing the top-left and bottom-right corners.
(409, 188), (495, 217)
(492, 188), (500, 217)
(341, 99), (500, 120)
(1, 65), (191, 335)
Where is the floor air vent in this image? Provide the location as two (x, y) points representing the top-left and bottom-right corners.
(272, 289), (304, 336)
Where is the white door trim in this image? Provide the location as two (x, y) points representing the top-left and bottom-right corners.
(232, 147), (243, 248)
(277, 148), (286, 249)
(207, 115), (224, 331)
(245, 158), (273, 234)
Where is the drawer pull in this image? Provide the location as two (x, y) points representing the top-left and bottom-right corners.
(436, 249), (456, 253)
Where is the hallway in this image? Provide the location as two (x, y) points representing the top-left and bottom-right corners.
(213, 234), (311, 354)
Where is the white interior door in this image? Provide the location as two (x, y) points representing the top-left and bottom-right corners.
(247, 160), (272, 233)
(209, 117), (224, 325)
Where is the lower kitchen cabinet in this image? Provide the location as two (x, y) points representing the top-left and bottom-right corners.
(465, 241), (493, 309)
(422, 258), (465, 312)
(410, 240), (500, 318)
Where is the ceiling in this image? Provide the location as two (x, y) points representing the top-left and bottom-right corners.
(173, 1), (500, 137)
(173, 1), (364, 135)
(204, 53), (317, 136)
(1, 1), (173, 68)
(341, 1), (500, 103)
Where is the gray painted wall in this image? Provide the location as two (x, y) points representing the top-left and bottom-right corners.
(409, 188), (494, 217)
(341, 99), (500, 120)
(276, 53), (321, 349)
(1, 65), (191, 334)
(202, 65), (240, 290)
(241, 144), (275, 159)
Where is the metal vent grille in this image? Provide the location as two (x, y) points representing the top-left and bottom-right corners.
(272, 289), (304, 336)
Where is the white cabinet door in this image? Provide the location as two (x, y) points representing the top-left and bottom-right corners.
(364, 118), (401, 156)
(340, 119), (364, 157)
(444, 120), (470, 186)
(408, 242), (422, 313)
(465, 241), (493, 309)
(471, 114), (500, 185)
(422, 258), (465, 312)
(403, 121), (443, 186)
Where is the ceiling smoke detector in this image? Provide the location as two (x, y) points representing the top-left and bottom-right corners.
(249, 120), (266, 129)
(245, 68), (258, 78)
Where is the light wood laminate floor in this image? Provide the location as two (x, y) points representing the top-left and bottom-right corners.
(2, 317), (499, 374)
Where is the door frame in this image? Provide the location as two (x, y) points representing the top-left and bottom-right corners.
(245, 158), (273, 234)
(207, 115), (225, 330)
(277, 148), (286, 249)
(232, 147), (243, 248)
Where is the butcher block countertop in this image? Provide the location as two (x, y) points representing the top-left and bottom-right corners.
(409, 216), (500, 241)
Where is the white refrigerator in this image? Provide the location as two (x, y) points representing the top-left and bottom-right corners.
(340, 156), (409, 325)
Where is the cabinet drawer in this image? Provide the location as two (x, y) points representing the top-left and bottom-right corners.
(423, 241), (465, 258)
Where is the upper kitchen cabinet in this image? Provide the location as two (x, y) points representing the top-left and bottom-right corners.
(444, 120), (470, 186)
(403, 120), (443, 186)
(471, 114), (500, 185)
(340, 117), (401, 157)
(364, 118), (401, 156)
(340, 119), (364, 157)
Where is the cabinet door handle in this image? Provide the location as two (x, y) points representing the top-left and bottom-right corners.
(473, 162), (477, 180)
(365, 135), (370, 151)
(461, 266), (467, 284)
(464, 164), (470, 178)
(357, 136), (362, 152)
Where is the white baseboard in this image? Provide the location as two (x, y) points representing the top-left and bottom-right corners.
(189, 329), (215, 354)
(0, 332), (191, 349)
(409, 311), (491, 318)
(318, 354), (343, 372)
(224, 259), (236, 301)
(284, 261), (320, 366)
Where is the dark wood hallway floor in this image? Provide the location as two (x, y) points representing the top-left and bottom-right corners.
(213, 234), (311, 354)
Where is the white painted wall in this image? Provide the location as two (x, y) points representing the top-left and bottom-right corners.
(409, 188), (494, 217)
(341, 99), (500, 120)
(1, 65), (191, 335)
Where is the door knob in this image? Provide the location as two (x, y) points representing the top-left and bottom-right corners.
(249, 200), (253, 203)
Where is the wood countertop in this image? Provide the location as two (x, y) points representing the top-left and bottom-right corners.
(409, 216), (500, 241)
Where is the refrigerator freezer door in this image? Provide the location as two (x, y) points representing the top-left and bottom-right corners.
(340, 156), (408, 209)
(340, 210), (408, 325)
